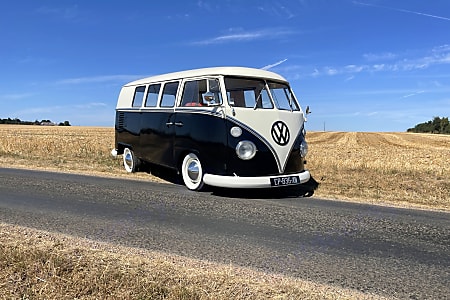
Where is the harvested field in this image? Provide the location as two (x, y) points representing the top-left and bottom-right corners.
(0, 125), (448, 210)
(306, 131), (449, 210)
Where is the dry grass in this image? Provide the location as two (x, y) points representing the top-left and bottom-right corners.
(0, 223), (385, 300)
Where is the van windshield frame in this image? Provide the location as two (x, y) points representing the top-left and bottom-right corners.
(224, 76), (300, 111)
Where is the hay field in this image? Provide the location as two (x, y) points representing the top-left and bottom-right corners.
(0, 125), (449, 210)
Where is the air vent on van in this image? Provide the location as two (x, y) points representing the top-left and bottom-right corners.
(117, 112), (125, 129)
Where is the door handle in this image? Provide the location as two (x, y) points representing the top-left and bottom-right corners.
(166, 122), (183, 127)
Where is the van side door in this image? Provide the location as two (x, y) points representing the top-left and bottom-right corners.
(140, 81), (179, 168)
(174, 78), (228, 175)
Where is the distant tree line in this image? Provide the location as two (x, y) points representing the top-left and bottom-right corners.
(407, 116), (449, 134)
(0, 118), (71, 126)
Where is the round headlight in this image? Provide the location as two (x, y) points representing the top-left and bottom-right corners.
(300, 140), (308, 158)
(236, 140), (257, 160)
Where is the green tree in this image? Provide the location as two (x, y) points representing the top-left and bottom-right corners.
(407, 116), (450, 134)
(58, 121), (71, 126)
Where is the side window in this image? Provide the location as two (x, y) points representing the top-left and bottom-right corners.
(181, 80), (203, 107)
(160, 81), (179, 107)
(181, 79), (222, 107)
(145, 84), (160, 107)
(132, 86), (146, 108)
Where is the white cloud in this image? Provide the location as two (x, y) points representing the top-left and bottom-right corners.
(325, 67), (338, 75)
(402, 90), (425, 98)
(0, 93), (35, 101)
(74, 102), (108, 109)
(56, 75), (145, 85)
(257, 3), (296, 19)
(372, 64), (386, 71)
(311, 68), (320, 77)
(345, 75), (355, 82)
(299, 44), (450, 78)
(363, 52), (397, 61)
(344, 64), (366, 73)
(192, 28), (295, 45)
(196, 1), (217, 12)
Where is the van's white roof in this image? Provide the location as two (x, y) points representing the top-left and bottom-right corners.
(124, 66), (287, 86)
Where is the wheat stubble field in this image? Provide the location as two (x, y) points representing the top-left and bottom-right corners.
(0, 125), (449, 299)
(306, 131), (449, 210)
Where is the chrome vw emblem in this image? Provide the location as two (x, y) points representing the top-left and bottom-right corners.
(271, 121), (290, 146)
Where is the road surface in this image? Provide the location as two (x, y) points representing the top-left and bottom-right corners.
(0, 168), (449, 299)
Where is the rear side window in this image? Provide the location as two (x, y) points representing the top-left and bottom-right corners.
(145, 84), (160, 107)
(160, 81), (179, 107)
(132, 86), (146, 107)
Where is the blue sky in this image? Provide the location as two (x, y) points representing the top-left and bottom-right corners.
(1, 0), (449, 132)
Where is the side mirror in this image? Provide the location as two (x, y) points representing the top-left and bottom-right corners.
(305, 106), (311, 115)
(203, 92), (220, 106)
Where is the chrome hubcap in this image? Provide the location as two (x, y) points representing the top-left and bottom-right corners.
(125, 153), (133, 168)
(187, 160), (199, 182)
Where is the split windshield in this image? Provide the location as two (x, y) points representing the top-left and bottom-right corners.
(224, 77), (300, 111)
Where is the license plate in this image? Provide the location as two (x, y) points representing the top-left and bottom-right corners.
(270, 175), (300, 186)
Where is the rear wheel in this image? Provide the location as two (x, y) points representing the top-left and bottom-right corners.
(181, 153), (204, 191)
(123, 148), (139, 173)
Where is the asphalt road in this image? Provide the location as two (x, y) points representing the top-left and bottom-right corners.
(0, 168), (449, 299)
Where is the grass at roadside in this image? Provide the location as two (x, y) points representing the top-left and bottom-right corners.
(0, 223), (386, 299)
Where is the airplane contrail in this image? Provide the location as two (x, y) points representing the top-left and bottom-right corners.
(261, 58), (288, 70)
(353, 1), (450, 22)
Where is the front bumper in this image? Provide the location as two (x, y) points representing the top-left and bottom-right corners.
(203, 170), (311, 189)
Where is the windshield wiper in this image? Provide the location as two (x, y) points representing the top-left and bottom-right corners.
(253, 90), (263, 110)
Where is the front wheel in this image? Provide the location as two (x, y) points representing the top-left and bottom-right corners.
(181, 153), (204, 191)
(123, 148), (140, 173)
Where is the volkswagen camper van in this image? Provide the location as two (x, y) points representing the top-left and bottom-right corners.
(112, 67), (312, 191)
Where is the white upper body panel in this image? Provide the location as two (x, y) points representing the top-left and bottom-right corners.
(116, 67), (288, 109)
(125, 67), (287, 87)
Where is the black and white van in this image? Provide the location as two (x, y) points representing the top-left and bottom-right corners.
(112, 67), (312, 191)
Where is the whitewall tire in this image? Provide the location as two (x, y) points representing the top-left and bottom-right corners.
(123, 148), (139, 173)
(181, 153), (204, 191)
